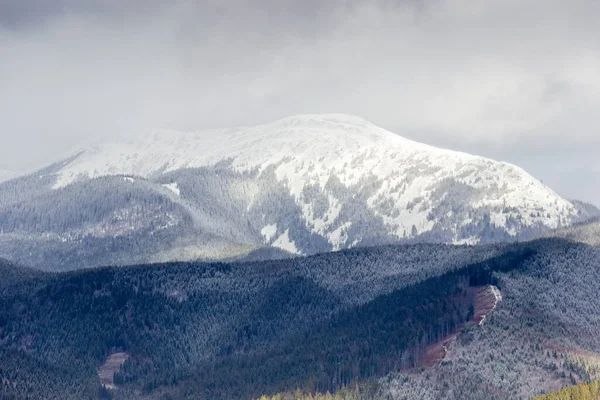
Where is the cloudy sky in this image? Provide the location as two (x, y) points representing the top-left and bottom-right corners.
(1, 0), (599, 204)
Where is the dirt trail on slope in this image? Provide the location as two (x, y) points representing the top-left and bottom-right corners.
(419, 285), (502, 369)
(473, 285), (502, 326)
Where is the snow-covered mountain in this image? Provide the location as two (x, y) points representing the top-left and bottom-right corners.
(0, 114), (595, 270)
(51, 114), (581, 243)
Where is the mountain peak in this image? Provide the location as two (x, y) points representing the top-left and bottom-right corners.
(1, 114), (585, 270)
(269, 113), (374, 125)
(53, 114), (427, 189)
(258, 113), (417, 144)
(48, 115), (577, 238)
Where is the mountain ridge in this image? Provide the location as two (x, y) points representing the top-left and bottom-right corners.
(0, 114), (596, 270)
(48, 114), (583, 241)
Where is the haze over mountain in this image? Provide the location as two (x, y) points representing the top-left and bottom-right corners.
(0, 114), (596, 271)
(0, 168), (17, 183)
(542, 217), (600, 248)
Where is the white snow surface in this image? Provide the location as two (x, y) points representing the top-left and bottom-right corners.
(50, 114), (577, 246)
(272, 229), (299, 254)
(479, 285), (503, 326)
(162, 182), (180, 197)
(261, 224), (278, 242)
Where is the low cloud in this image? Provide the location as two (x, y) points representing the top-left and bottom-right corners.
(1, 0), (599, 203)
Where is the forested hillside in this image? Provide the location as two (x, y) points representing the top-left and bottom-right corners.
(1, 239), (600, 399)
(542, 218), (600, 247)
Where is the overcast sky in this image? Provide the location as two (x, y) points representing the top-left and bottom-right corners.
(0, 0), (599, 204)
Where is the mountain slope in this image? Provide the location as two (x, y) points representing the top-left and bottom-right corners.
(1, 239), (600, 399)
(52, 114), (579, 240)
(542, 218), (600, 247)
(0, 114), (595, 270)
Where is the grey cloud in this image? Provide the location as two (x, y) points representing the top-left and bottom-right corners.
(0, 0), (341, 32)
(0, 0), (143, 29)
(0, 0), (599, 204)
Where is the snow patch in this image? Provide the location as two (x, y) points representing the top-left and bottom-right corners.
(491, 285), (503, 304)
(455, 236), (480, 246)
(479, 285), (503, 326)
(272, 229), (299, 254)
(261, 224), (278, 242)
(328, 222), (352, 250)
(162, 183), (180, 197)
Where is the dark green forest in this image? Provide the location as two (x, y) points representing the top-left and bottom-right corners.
(1, 239), (600, 399)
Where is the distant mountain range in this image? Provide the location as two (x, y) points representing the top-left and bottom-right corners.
(542, 216), (600, 247)
(0, 114), (597, 270)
